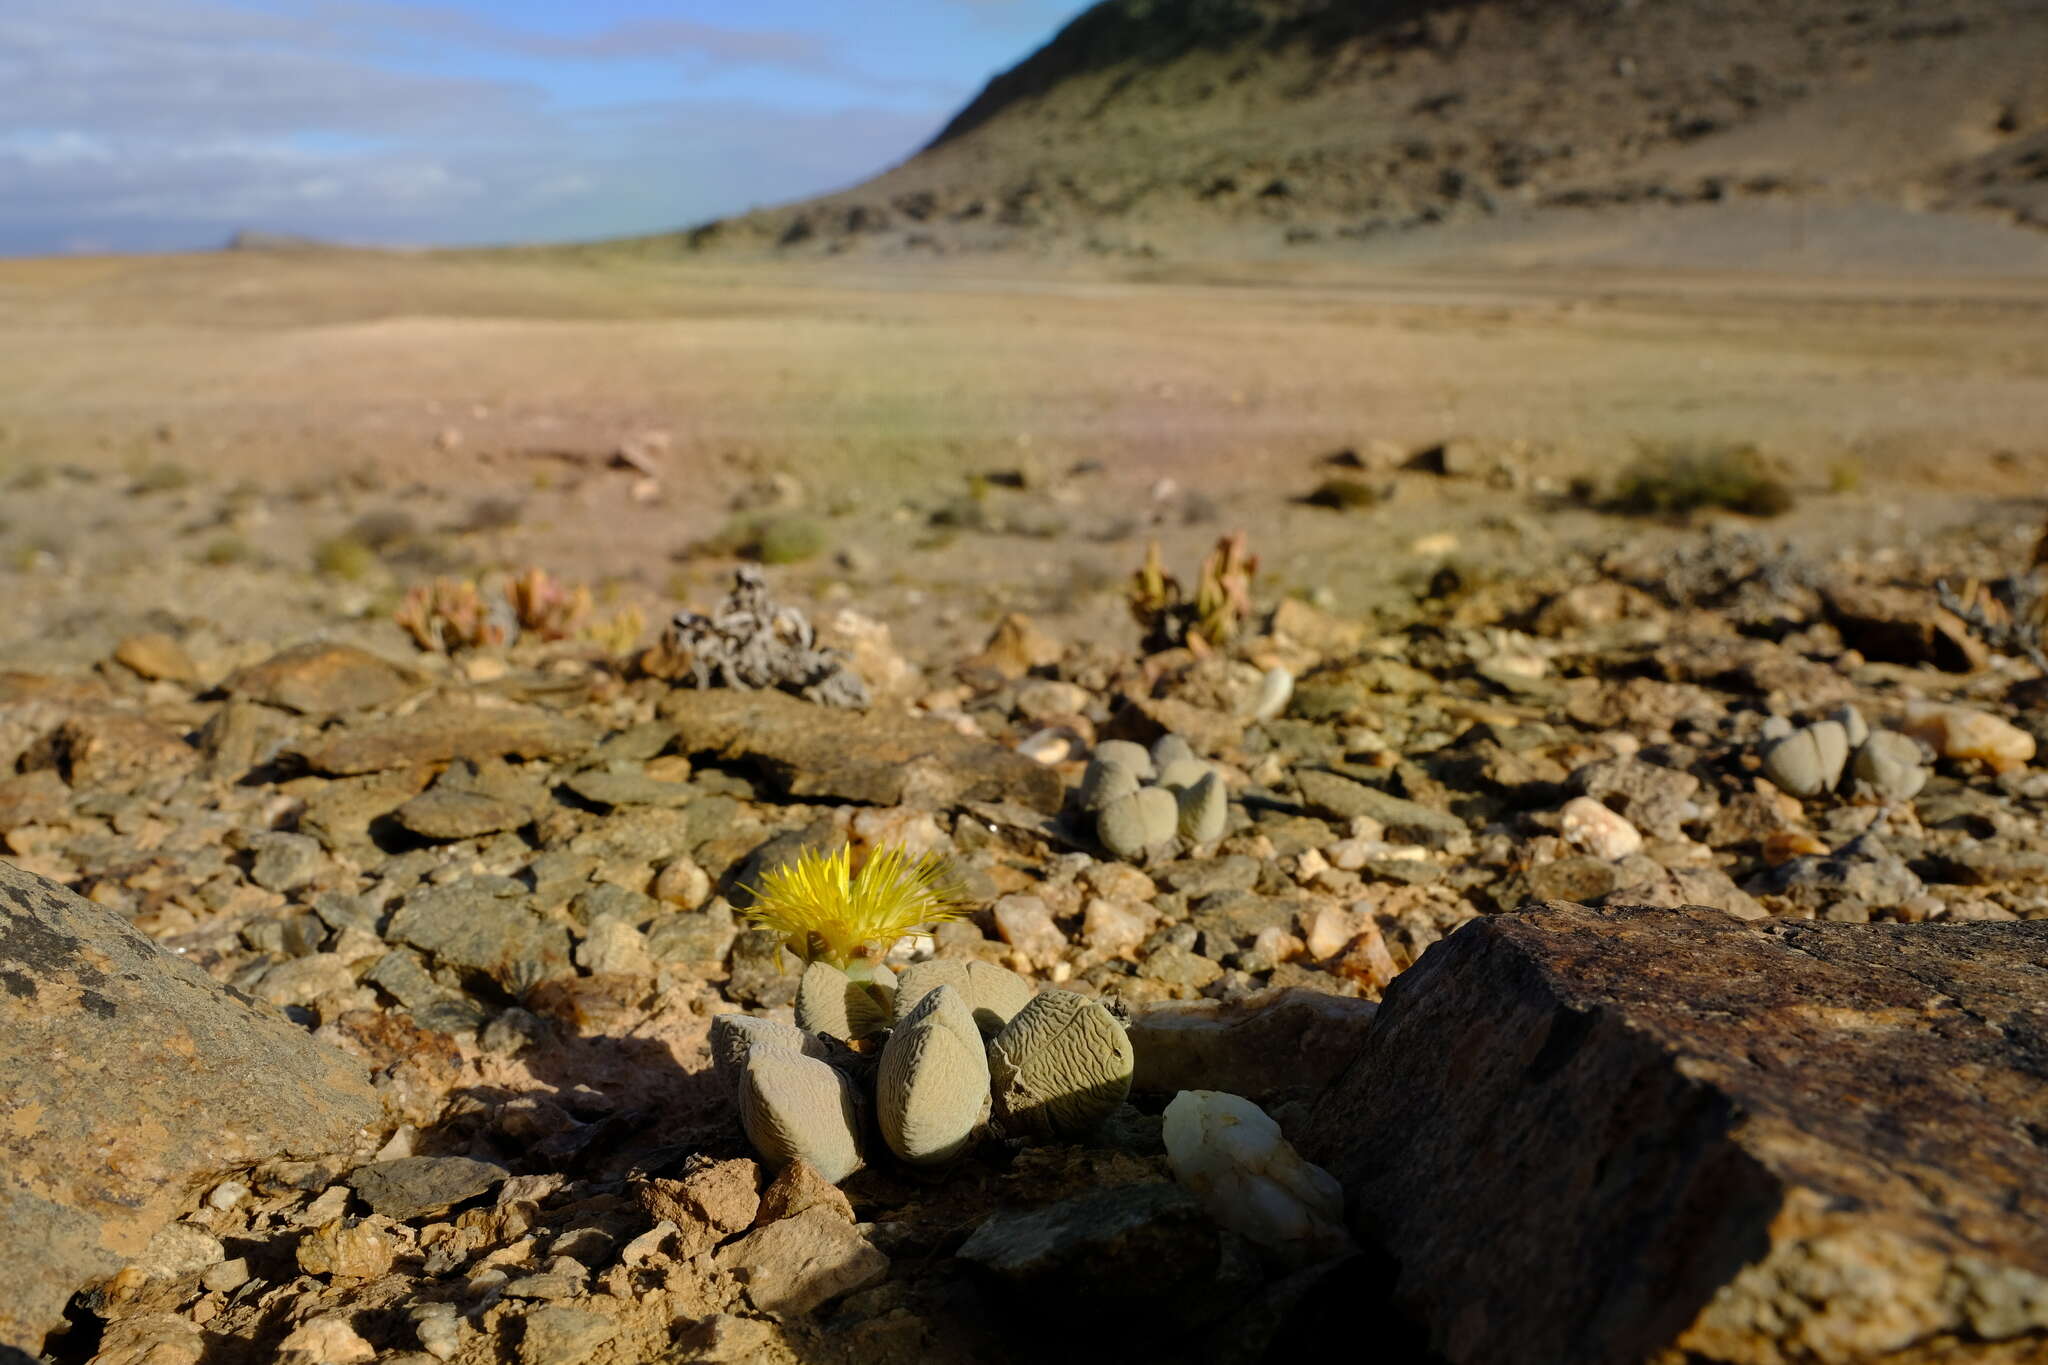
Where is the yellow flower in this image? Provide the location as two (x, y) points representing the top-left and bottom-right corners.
(740, 844), (973, 970)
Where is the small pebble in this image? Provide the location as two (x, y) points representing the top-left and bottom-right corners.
(1559, 796), (1644, 861)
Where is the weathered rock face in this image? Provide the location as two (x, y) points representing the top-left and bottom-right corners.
(659, 686), (1063, 812)
(1302, 903), (2048, 1365)
(0, 861), (382, 1356)
(222, 641), (416, 715)
(1128, 988), (1377, 1108)
(298, 700), (597, 775)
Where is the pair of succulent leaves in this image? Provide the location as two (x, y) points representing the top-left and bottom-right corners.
(1762, 704), (1927, 803)
(717, 957), (1135, 1183)
(1080, 734), (1229, 857)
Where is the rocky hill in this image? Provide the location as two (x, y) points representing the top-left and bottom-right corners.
(629, 0), (2048, 264)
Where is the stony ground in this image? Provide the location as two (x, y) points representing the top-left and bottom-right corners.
(3, 248), (2046, 1364)
(6, 431), (2047, 1362)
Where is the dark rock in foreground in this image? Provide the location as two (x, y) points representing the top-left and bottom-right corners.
(1303, 902), (2048, 1365)
(0, 859), (381, 1356)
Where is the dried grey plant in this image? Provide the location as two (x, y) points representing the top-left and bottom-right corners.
(663, 566), (870, 707)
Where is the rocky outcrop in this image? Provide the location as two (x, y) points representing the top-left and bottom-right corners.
(659, 686), (1063, 812)
(1302, 902), (2048, 1365)
(0, 860), (381, 1357)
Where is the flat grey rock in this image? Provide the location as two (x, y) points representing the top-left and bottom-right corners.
(0, 860), (380, 1356)
(346, 1156), (509, 1221)
(1294, 770), (1467, 847)
(563, 768), (694, 810)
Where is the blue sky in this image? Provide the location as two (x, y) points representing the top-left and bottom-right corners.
(0, 0), (1081, 255)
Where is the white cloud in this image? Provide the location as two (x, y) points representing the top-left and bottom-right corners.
(0, 0), (954, 253)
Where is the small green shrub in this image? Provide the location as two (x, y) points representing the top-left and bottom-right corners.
(1604, 443), (1793, 518)
(314, 535), (378, 580)
(128, 461), (193, 495)
(201, 536), (251, 566)
(752, 516), (828, 565)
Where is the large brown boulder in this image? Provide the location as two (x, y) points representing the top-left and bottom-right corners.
(0, 861), (382, 1356)
(1302, 903), (2048, 1365)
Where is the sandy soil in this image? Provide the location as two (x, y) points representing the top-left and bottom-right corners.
(0, 248), (2044, 669)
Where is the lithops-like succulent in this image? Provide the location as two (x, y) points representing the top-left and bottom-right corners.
(1092, 739), (1155, 779)
(1154, 756), (1214, 792)
(795, 959), (896, 1041)
(1762, 719), (1850, 798)
(893, 958), (1034, 1037)
(1077, 754), (1143, 813)
(710, 1013), (830, 1098)
(1098, 785), (1179, 859)
(1162, 1089), (1348, 1259)
(987, 989), (1134, 1139)
(739, 843), (972, 973)
(1176, 770), (1227, 843)
(1834, 703), (1870, 751)
(1150, 733), (1198, 772)
(1851, 730), (1930, 803)
(737, 1047), (864, 1183)
(876, 985), (990, 1166)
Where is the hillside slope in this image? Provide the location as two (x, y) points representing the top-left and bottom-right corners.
(624, 0), (2048, 266)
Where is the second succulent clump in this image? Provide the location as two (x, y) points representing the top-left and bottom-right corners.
(714, 956), (1135, 1183)
(1079, 732), (1230, 860)
(1761, 704), (1930, 804)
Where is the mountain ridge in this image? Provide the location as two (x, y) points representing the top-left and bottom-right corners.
(610, 0), (2048, 267)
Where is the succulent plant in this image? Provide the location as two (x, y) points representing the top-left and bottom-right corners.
(505, 566), (591, 641)
(987, 989), (1135, 1139)
(740, 843), (971, 973)
(1834, 703), (1870, 750)
(1851, 731), (1930, 803)
(1762, 719), (1849, 798)
(1162, 1089), (1349, 1259)
(710, 1012), (830, 1098)
(1099, 785), (1180, 859)
(893, 958), (1034, 1037)
(1077, 752), (1144, 813)
(795, 959), (897, 1041)
(582, 604), (647, 658)
(1151, 734), (1197, 771)
(727, 962), (1136, 1180)
(1092, 739), (1155, 780)
(737, 1046), (865, 1184)
(1760, 711), (1934, 806)
(1192, 532), (1259, 654)
(1086, 731), (1231, 860)
(394, 578), (509, 654)
(1175, 771), (1228, 843)
(876, 985), (990, 1166)
(1154, 756), (1212, 792)
(1127, 533), (1259, 655)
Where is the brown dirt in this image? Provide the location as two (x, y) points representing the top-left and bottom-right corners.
(1, 248), (2045, 677)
